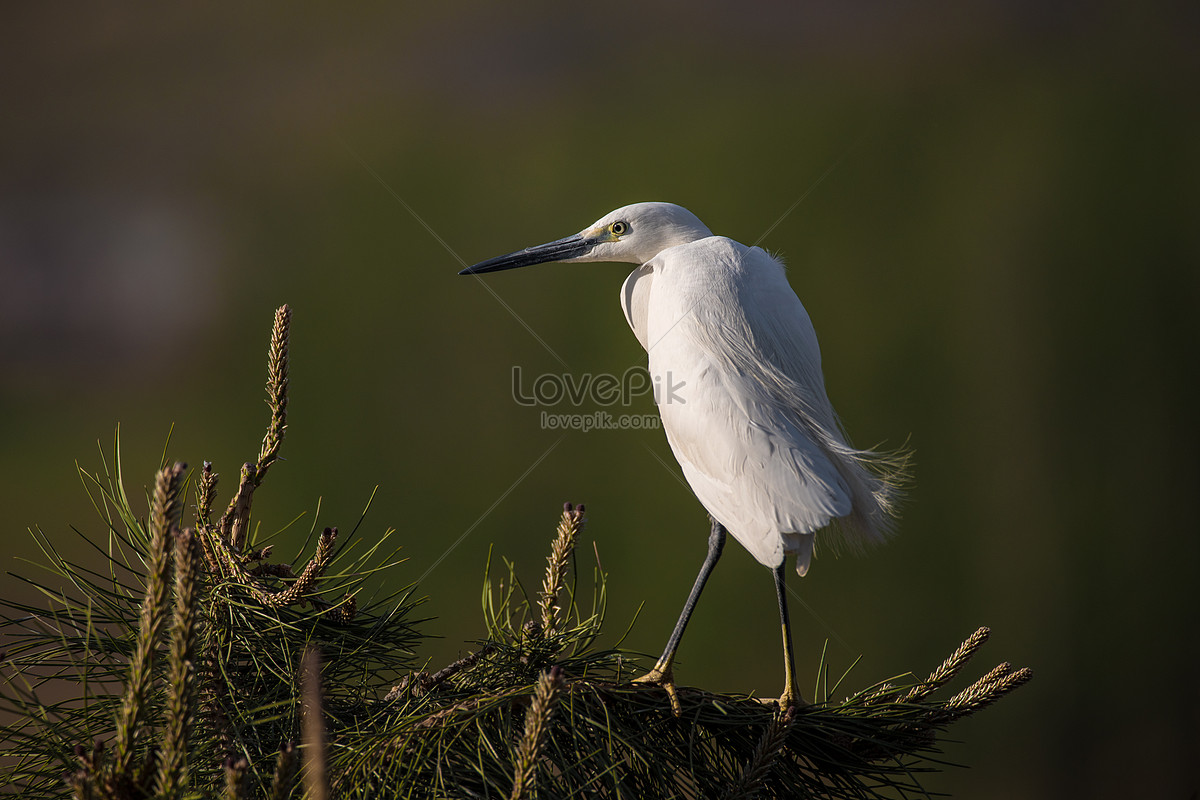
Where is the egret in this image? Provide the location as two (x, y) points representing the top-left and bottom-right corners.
(460, 202), (903, 710)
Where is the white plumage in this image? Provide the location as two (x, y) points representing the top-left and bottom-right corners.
(612, 205), (898, 576)
(462, 200), (903, 708)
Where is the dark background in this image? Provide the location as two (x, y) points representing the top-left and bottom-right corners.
(3, 3), (1198, 796)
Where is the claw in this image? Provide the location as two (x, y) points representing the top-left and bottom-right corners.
(633, 665), (683, 716)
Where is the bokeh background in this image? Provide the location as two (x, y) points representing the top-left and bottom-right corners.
(3, 2), (1198, 796)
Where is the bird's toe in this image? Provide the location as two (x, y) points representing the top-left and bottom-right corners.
(632, 666), (682, 716)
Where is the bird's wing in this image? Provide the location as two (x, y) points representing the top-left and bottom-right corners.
(620, 263), (654, 351)
(645, 238), (895, 570)
(654, 343), (852, 568)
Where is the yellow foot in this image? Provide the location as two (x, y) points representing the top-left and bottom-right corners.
(776, 685), (809, 711)
(633, 666), (682, 716)
(757, 682), (808, 710)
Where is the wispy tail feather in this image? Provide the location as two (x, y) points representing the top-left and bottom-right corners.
(825, 436), (912, 555)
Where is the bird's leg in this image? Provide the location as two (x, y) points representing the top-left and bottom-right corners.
(773, 563), (808, 709)
(633, 517), (726, 715)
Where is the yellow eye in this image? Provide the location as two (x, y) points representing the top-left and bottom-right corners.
(610, 221), (629, 236)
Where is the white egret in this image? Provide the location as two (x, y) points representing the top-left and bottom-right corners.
(460, 202), (903, 710)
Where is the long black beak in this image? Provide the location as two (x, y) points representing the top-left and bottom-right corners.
(459, 233), (597, 275)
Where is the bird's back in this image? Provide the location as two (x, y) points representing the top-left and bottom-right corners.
(622, 237), (900, 575)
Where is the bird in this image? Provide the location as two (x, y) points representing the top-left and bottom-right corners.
(460, 202), (904, 711)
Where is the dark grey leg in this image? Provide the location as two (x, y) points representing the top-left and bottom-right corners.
(655, 517), (726, 668)
(634, 516), (726, 713)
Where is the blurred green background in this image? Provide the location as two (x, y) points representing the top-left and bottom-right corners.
(3, 2), (1197, 796)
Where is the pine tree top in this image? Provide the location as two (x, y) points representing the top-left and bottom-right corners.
(0, 305), (1031, 799)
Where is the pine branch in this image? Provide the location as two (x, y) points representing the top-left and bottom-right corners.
(270, 742), (299, 800)
(222, 461), (256, 554)
(223, 756), (249, 800)
(156, 526), (201, 799)
(256, 303), (291, 488)
(216, 303), (290, 553)
(334, 520), (1033, 799)
(537, 504), (586, 638)
(208, 525), (341, 610)
(1, 305), (418, 798)
(901, 624), (990, 703)
(302, 647), (328, 800)
(728, 707), (794, 799)
(947, 662), (1035, 717)
(196, 462), (221, 572)
(510, 666), (564, 800)
(110, 462), (186, 788)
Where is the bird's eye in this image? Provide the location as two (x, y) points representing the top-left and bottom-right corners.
(610, 221), (629, 236)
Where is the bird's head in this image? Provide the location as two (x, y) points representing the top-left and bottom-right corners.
(459, 202), (712, 275)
